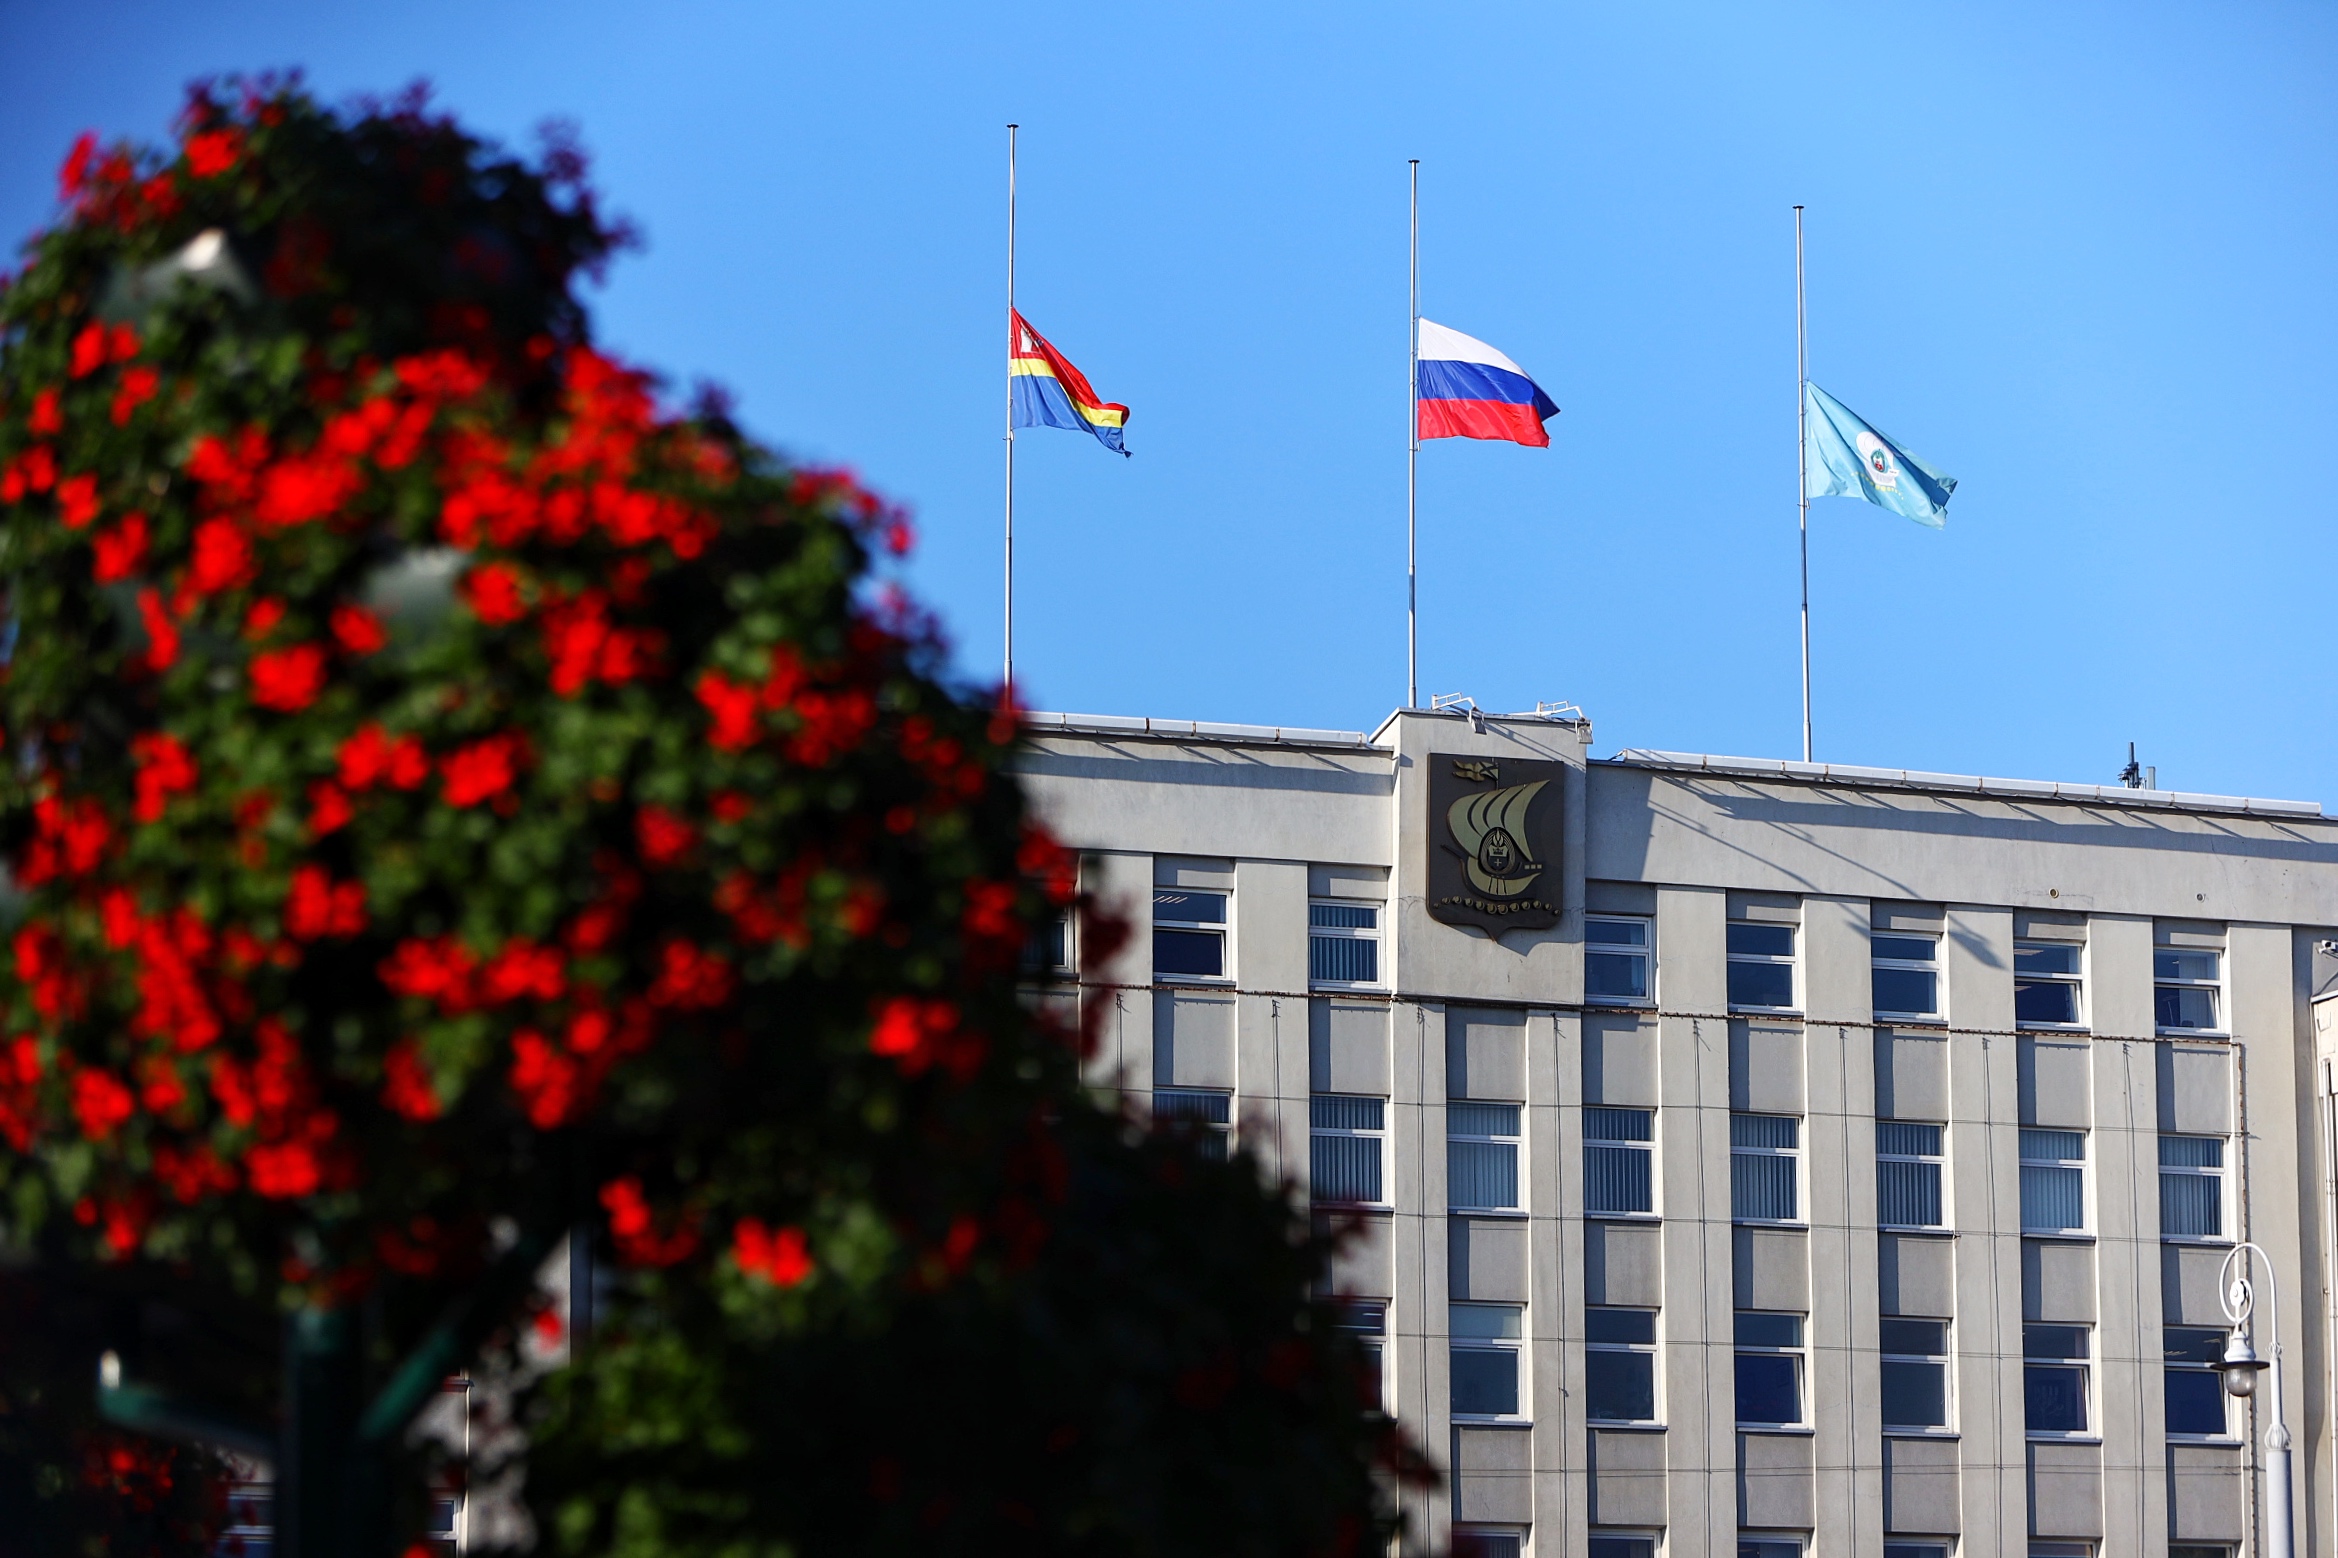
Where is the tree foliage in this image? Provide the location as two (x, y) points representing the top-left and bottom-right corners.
(0, 80), (1411, 1554)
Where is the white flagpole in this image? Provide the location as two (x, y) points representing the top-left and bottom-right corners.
(1004, 124), (1019, 695)
(1795, 204), (1811, 763)
(1408, 159), (1420, 712)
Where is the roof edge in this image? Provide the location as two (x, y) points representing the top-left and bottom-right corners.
(1602, 748), (2324, 819)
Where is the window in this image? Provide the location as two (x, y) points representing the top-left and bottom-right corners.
(1731, 1114), (1800, 1222)
(2169, 1548), (2236, 1558)
(2023, 1323), (2091, 1435)
(1310, 1095), (1385, 1204)
(1584, 1107), (1655, 1216)
(1872, 933), (1940, 1018)
(1154, 1089), (1231, 1160)
(1451, 1531), (1524, 1558)
(1337, 1301), (1386, 1409)
(1734, 1311), (1805, 1427)
(1310, 901), (1381, 986)
(1739, 1543), (1803, 1558)
(1884, 1547), (1951, 1558)
(1021, 908), (1072, 976)
(1589, 1540), (1656, 1558)
(2164, 1326), (2228, 1438)
(1879, 1317), (1950, 1430)
(1450, 1303), (1524, 1418)
(1449, 1102), (1521, 1211)
(1876, 1122), (1945, 1229)
(1586, 916), (1652, 1002)
(2159, 1135), (2226, 1240)
(1727, 922), (1797, 1009)
(1584, 1307), (1658, 1423)
(2031, 1547), (2096, 1558)
(2014, 941), (2084, 1026)
(1153, 889), (1227, 979)
(2155, 948), (2222, 1032)
(2018, 1130), (2087, 1234)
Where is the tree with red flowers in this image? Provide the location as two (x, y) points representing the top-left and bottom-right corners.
(0, 81), (1413, 1555)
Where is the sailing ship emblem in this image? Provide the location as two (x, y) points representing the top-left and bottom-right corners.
(1447, 780), (1548, 899)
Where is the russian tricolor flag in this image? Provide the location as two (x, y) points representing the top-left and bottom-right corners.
(1416, 319), (1559, 447)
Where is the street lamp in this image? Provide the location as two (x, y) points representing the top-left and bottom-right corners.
(2221, 1242), (2294, 1558)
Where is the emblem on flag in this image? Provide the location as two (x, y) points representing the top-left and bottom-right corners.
(1804, 383), (1955, 528)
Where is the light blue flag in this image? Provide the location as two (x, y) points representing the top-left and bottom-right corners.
(1803, 382), (1957, 529)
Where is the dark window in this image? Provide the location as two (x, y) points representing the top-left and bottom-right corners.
(1450, 1532), (1522, 1558)
(1584, 1106), (1655, 1215)
(1153, 1089), (1231, 1160)
(1879, 1318), (1949, 1430)
(1309, 901), (1379, 985)
(2023, 1323), (2090, 1434)
(1450, 1349), (1517, 1417)
(1586, 916), (1652, 1001)
(1589, 1541), (1655, 1558)
(1738, 1541), (1803, 1558)
(1734, 1311), (1803, 1425)
(1731, 1113), (1799, 1221)
(2014, 942), (2083, 1025)
(2154, 949), (2221, 1031)
(1585, 1307), (1658, 1423)
(2164, 1326), (2228, 1437)
(1309, 1095), (1385, 1204)
(1872, 933), (1939, 1017)
(1727, 922), (1797, 1009)
(1876, 1121), (1944, 1228)
(1153, 890), (1226, 979)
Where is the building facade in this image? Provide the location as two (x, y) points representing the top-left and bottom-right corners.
(1016, 705), (2338, 1558)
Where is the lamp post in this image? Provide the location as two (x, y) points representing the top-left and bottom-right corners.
(2221, 1242), (2295, 1558)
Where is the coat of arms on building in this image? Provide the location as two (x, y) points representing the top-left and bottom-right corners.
(1427, 755), (1565, 934)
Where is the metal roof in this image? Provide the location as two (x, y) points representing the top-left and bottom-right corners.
(1602, 748), (2323, 819)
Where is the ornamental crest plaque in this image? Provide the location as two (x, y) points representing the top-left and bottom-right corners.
(1426, 754), (1565, 934)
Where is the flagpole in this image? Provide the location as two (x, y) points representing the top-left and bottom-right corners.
(1795, 203), (1811, 763)
(1407, 159), (1420, 712)
(1004, 124), (1018, 696)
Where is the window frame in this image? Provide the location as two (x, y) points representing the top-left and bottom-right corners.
(2022, 1322), (2094, 1440)
(2158, 1133), (2229, 1243)
(1871, 931), (1942, 1020)
(2018, 1129), (2090, 1236)
(1733, 1310), (1807, 1429)
(1337, 1300), (1387, 1411)
(1450, 1528), (1527, 1558)
(1448, 1101), (1524, 1213)
(2162, 1325), (2233, 1442)
(1882, 1545), (1953, 1558)
(1309, 898), (1383, 989)
(2154, 946), (2225, 1035)
(1309, 1093), (1388, 1207)
(1583, 1306), (1661, 1426)
(2013, 940), (2087, 1030)
(1449, 1301), (1528, 1423)
(1587, 1537), (1659, 1558)
(1585, 914), (1654, 1005)
(1878, 1316), (1954, 1434)
(1876, 1120), (1947, 1230)
(1738, 1542), (1805, 1558)
(1730, 1112), (1803, 1225)
(1726, 920), (1800, 1013)
(1153, 1087), (1233, 1160)
(1583, 1106), (1657, 1218)
(1152, 887), (1231, 984)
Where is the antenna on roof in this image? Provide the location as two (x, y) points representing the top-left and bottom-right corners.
(2118, 743), (2157, 791)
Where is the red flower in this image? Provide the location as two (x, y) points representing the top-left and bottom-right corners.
(732, 1218), (815, 1287)
(249, 643), (328, 712)
(635, 805), (696, 866)
(188, 518), (256, 594)
(110, 365), (159, 425)
(134, 588), (179, 672)
(710, 790), (752, 822)
(91, 513), (148, 583)
(381, 1039), (441, 1121)
(108, 323), (139, 364)
(183, 128), (242, 179)
(480, 939), (566, 1004)
(379, 937), (479, 1012)
(869, 995), (984, 1081)
(256, 454), (361, 530)
(460, 562), (528, 624)
(70, 1068), (134, 1142)
(284, 864), (366, 940)
(647, 939), (734, 1011)
(695, 670), (759, 751)
(599, 1176), (700, 1267)
(307, 781), (353, 836)
(27, 388), (61, 435)
(337, 723), (430, 791)
(508, 1029), (578, 1128)
(130, 731), (198, 823)
(242, 597), (286, 640)
(69, 323), (107, 379)
(246, 1141), (320, 1199)
(56, 473), (99, 530)
(440, 734), (523, 807)
(329, 604), (387, 655)
(58, 132), (97, 200)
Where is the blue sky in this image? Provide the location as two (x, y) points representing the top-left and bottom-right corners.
(4, 2), (2334, 801)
